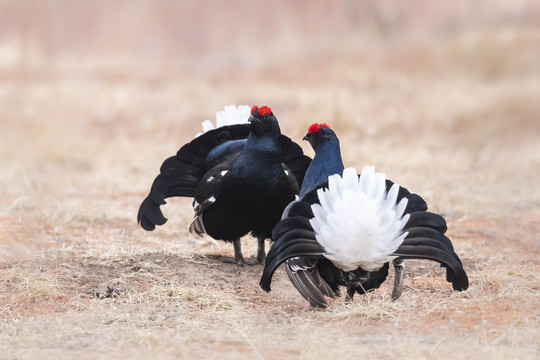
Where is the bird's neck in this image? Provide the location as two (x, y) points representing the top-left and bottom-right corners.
(232, 133), (282, 176)
(242, 132), (280, 158)
(300, 141), (345, 197)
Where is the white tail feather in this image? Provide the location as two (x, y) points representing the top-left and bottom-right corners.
(310, 166), (409, 272)
(196, 105), (251, 136)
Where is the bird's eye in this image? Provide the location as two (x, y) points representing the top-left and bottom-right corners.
(264, 115), (269, 119)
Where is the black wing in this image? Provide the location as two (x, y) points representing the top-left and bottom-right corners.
(284, 257), (335, 308)
(138, 123), (311, 231)
(137, 124), (251, 231)
(188, 162), (230, 236)
(279, 135), (311, 188)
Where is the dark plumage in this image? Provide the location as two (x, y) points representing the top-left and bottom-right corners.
(260, 123), (468, 307)
(138, 105), (311, 265)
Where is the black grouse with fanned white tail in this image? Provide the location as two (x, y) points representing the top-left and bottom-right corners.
(260, 123), (468, 307)
(137, 105), (311, 265)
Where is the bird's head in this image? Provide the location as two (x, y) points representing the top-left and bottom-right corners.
(248, 105), (280, 136)
(303, 123), (338, 151)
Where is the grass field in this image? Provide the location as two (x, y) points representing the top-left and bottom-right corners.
(1, 3), (540, 359)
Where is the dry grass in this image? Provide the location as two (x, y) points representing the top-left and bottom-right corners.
(1, 4), (540, 359)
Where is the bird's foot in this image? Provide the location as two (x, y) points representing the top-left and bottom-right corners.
(234, 253), (245, 267)
(232, 239), (244, 266)
(344, 288), (355, 304)
(220, 256), (245, 266)
(244, 253), (266, 266)
(245, 237), (266, 266)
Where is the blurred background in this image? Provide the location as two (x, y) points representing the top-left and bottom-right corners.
(2, 0), (539, 69)
(1, 0), (539, 258)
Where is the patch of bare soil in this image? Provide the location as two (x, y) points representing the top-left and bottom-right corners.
(1, 210), (539, 359)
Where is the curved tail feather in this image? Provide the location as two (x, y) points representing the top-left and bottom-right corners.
(386, 179), (428, 214)
(260, 237), (325, 292)
(137, 155), (203, 230)
(137, 197), (168, 231)
(405, 211), (448, 233)
(272, 216), (314, 240)
(393, 243), (469, 291)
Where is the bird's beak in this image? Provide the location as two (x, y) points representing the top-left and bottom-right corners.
(248, 115), (260, 125)
(302, 133), (310, 141)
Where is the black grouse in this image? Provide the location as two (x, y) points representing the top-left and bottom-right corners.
(137, 105), (311, 265)
(260, 123), (469, 307)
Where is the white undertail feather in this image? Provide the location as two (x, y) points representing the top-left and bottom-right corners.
(198, 105), (251, 135)
(310, 166), (410, 272)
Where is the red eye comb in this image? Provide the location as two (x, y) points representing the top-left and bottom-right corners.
(251, 105), (258, 114)
(308, 123), (330, 134)
(257, 106), (272, 116)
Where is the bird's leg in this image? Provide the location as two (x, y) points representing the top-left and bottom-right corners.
(233, 238), (244, 266)
(345, 288), (355, 303)
(245, 237), (266, 265)
(391, 257), (405, 301)
(256, 237), (266, 264)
